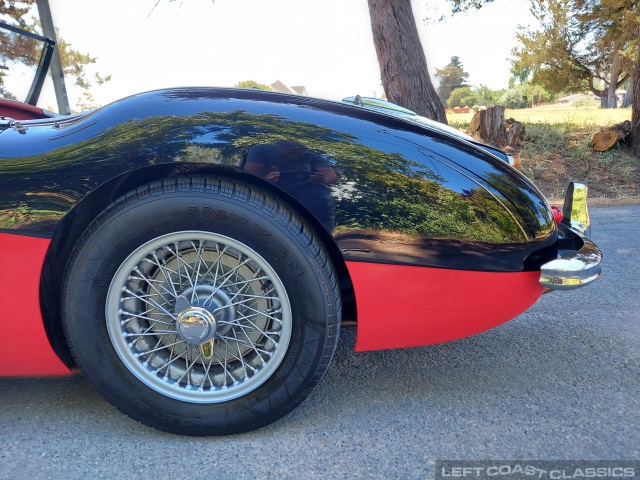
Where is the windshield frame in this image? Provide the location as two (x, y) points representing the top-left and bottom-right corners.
(0, 20), (55, 106)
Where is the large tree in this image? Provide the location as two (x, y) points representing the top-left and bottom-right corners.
(631, 31), (640, 156)
(580, 0), (638, 108)
(511, 0), (637, 108)
(367, 0), (446, 123)
(435, 56), (469, 104)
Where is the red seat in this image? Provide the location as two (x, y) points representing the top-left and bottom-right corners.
(0, 98), (49, 120)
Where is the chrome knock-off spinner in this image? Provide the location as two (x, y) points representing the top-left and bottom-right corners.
(175, 295), (217, 344)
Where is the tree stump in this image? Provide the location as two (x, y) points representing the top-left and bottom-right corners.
(469, 106), (507, 146)
(468, 107), (524, 147)
(589, 120), (631, 151)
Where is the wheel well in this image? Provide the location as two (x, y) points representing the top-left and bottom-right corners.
(40, 164), (355, 368)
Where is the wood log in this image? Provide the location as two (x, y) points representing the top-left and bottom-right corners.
(505, 117), (525, 147)
(589, 120), (631, 151)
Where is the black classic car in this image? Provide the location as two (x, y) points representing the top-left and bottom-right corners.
(0, 22), (601, 435)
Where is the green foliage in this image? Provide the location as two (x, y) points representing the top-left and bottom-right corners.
(0, 203), (63, 228)
(447, 86), (478, 108)
(500, 87), (528, 109)
(475, 84), (504, 106)
(435, 56), (469, 103)
(56, 36), (96, 89)
(448, 84), (503, 108)
(0, 0), (34, 27)
(499, 82), (551, 108)
(0, 71), (17, 99)
(511, 0), (637, 103)
(234, 80), (273, 91)
(446, 0), (495, 13)
(509, 65), (532, 87)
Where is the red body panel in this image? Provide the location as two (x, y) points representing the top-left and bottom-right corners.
(0, 233), (72, 376)
(348, 261), (545, 351)
(0, 232), (545, 375)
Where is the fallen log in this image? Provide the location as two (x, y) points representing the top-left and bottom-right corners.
(589, 120), (631, 151)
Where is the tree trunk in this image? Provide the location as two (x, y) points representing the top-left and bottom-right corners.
(605, 52), (622, 109)
(587, 75), (606, 107)
(367, 0), (447, 124)
(622, 71), (634, 108)
(631, 37), (640, 157)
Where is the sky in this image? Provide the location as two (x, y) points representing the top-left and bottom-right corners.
(7, 0), (536, 111)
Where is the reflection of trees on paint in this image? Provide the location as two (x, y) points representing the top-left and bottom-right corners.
(2, 106), (527, 242)
(333, 171), (526, 242)
(0, 204), (63, 229)
(483, 171), (555, 237)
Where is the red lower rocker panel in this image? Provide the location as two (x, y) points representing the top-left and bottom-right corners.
(0, 232), (546, 375)
(0, 233), (72, 376)
(347, 261), (545, 352)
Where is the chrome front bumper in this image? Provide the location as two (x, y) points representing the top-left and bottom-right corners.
(539, 183), (602, 290)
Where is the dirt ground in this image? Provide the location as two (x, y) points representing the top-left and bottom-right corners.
(512, 131), (639, 205)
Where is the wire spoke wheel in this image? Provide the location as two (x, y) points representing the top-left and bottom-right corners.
(107, 231), (292, 403)
(63, 177), (340, 435)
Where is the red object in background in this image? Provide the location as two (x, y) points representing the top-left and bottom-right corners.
(551, 206), (564, 224)
(0, 233), (72, 376)
(0, 98), (49, 120)
(348, 261), (545, 351)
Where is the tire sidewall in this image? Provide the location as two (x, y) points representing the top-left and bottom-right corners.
(64, 183), (335, 434)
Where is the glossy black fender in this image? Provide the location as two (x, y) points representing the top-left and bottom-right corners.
(0, 87), (556, 248)
(0, 88), (557, 363)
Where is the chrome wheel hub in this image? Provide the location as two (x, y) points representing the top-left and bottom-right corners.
(176, 304), (217, 344)
(179, 285), (235, 335)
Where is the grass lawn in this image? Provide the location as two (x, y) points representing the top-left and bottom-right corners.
(447, 105), (632, 129)
(447, 106), (638, 201)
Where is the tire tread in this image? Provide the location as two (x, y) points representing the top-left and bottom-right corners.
(61, 175), (340, 435)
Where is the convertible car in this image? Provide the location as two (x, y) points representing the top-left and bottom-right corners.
(0, 22), (601, 435)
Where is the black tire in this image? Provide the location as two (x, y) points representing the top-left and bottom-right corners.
(62, 176), (340, 435)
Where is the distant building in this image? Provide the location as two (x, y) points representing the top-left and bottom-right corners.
(271, 80), (308, 95)
(555, 90), (627, 104)
(555, 93), (599, 104)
